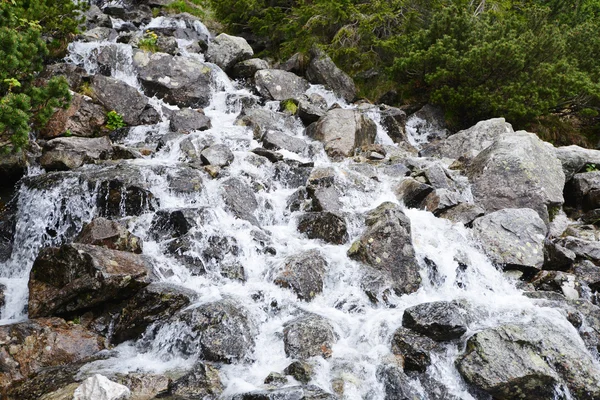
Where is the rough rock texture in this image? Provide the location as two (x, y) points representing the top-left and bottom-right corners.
(133, 51), (213, 107)
(177, 299), (256, 363)
(565, 171), (600, 214)
(467, 131), (565, 223)
(305, 47), (356, 103)
(232, 385), (336, 400)
(40, 136), (113, 171)
(41, 94), (108, 139)
(28, 243), (153, 318)
(231, 58), (270, 79)
(75, 217), (142, 254)
(236, 108), (298, 139)
(73, 374), (130, 400)
(297, 212), (348, 244)
(402, 301), (468, 341)
(165, 362), (223, 399)
(421, 118), (513, 160)
(149, 208), (206, 241)
(347, 202), (421, 295)
(201, 144), (235, 167)
(394, 178), (433, 209)
(391, 326), (440, 372)
(376, 365), (421, 400)
(307, 108), (377, 160)
(262, 130), (308, 154)
(471, 208), (547, 270)
(274, 249), (328, 301)
(112, 283), (196, 344)
(221, 177), (259, 226)
(254, 69), (310, 101)
(170, 108), (212, 133)
(530, 270), (585, 300)
(456, 319), (600, 400)
(0, 318), (105, 390)
(379, 106), (409, 146)
(92, 75), (153, 126)
(206, 33), (253, 71)
(555, 145), (600, 181)
(283, 313), (337, 359)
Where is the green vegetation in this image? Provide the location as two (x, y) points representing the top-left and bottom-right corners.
(164, 0), (207, 18)
(106, 110), (126, 131)
(0, 0), (86, 151)
(206, 0), (600, 145)
(138, 30), (159, 53)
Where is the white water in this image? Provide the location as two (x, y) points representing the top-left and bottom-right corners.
(0, 15), (597, 400)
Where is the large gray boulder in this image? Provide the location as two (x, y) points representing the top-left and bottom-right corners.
(565, 171), (600, 214)
(206, 33), (253, 71)
(376, 365), (422, 400)
(254, 69), (310, 101)
(471, 208), (547, 270)
(221, 177), (259, 226)
(297, 212), (348, 244)
(170, 108), (212, 133)
(133, 51), (214, 107)
(348, 202), (421, 295)
(274, 249), (328, 301)
(391, 326), (441, 372)
(28, 243), (154, 318)
(402, 301), (468, 341)
(230, 58), (270, 79)
(75, 217), (142, 254)
(91, 75), (154, 125)
(40, 136), (113, 171)
(165, 361), (223, 399)
(307, 108), (377, 160)
(555, 145), (600, 181)
(456, 318), (600, 400)
(235, 108), (298, 140)
(421, 118), (513, 160)
(306, 48), (356, 103)
(467, 131), (565, 223)
(201, 144), (234, 167)
(283, 313), (337, 359)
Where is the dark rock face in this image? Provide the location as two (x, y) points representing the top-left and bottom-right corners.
(177, 299), (256, 363)
(28, 243), (154, 318)
(254, 69), (310, 101)
(231, 385), (336, 400)
(133, 51), (214, 107)
(306, 48), (356, 103)
(530, 270), (585, 300)
(0, 150), (26, 186)
(284, 360), (313, 384)
(565, 171), (600, 216)
(297, 212), (348, 244)
(554, 145), (600, 182)
(40, 136), (113, 171)
(307, 109), (377, 160)
(206, 33), (254, 71)
(376, 365), (421, 400)
(231, 58), (270, 79)
(221, 177), (260, 226)
(0, 318), (105, 390)
(111, 283), (196, 344)
(283, 313), (337, 359)
(456, 319), (600, 400)
(41, 93), (108, 139)
(150, 208), (206, 240)
(394, 178), (433, 209)
(379, 106), (409, 146)
(170, 108), (212, 133)
(165, 361), (223, 399)
(467, 131), (565, 223)
(471, 208), (547, 270)
(75, 217), (142, 254)
(391, 327), (440, 372)
(274, 249), (328, 301)
(91, 75), (155, 126)
(402, 301), (468, 341)
(348, 202), (421, 295)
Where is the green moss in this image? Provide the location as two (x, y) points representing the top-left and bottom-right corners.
(280, 99), (298, 115)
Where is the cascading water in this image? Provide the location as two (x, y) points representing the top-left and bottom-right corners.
(1, 12), (598, 400)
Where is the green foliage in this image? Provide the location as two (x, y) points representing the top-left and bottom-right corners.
(164, 0), (207, 18)
(106, 110), (126, 131)
(0, 0), (85, 151)
(586, 163), (598, 172)
(138, 30), (159, 53)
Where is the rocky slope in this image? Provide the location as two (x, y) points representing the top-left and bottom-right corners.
(0, 1), (599, 399)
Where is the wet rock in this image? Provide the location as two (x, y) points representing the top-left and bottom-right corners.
(221, 177), (259, 226)
(165, 361), (223, 399)
(262, 130), (308, 154)
(206, 33), (253, 71)
(112, 283), (195, 344)
(471, 208), (547, 270)
(406, 104), (448, 143)
(570, 260), (600, 292)
(0, 318), (105, 390)
(274, 249), (328, 301)
(40, 136), (112, 171)
(0, 150), (26, 185)
(402, 301), (468, 341)
(75, 217), (142, 254)
(379, 106), (409, 146)
(297, 212), (348, 244)
(201, 144), (235, 167)
(297, 98), (327, 126)
(73, 374), (130, 400)
(391, 327), (440, 372)
(421, 118), (513, 161)
(170, 108), (212, 133)
(111, 373), (169, 400)
(555, 145), (600, 181)
(231, 58), (270, 79)
(84, 5), (112, 29)
(307, 109), (377, 160)
(467, 131), (565, 223)
(421, 189), (464, 215)
(80, 27), (118, 42)
(284, 360), (313, 384)
(0, 282), (5, 309)
(220, 262), (246, 281)
(251, 147), (284, 163)
(306, 48), (356, 103)
(307, 185), (342, 213)
(437, 203), (485, 225)
(133, 51), (213, 107)
(456, 318), (600, 400)
(264, 372), (288, 386)
(236, 108), (298, 140)
(166, 165), (205, 194)
(28, 243), (153, 318)
(565, 171), (600, 215)
(231, 385), (336, 400)
(283, 313), (337, 359)
(254, 69), (310, 101)
(111, 145), (142, 161)
(92, 75), (154, 126)
(543, 240), (576, 271)
(177, 299), (256, 363)
(376, 365), (421, 400)
(347, 202), (421, 295)
(530, 270), (585, 300)
(558, 236), (600, 264)
(41, 94), (108, 139)
(0, 199), (16, 263)
(3, 362), (86, 400)
(274, 160), (314, 189)
(149, 208), (207, 241)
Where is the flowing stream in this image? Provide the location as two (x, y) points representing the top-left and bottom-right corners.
(0, 15), (595, 400)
